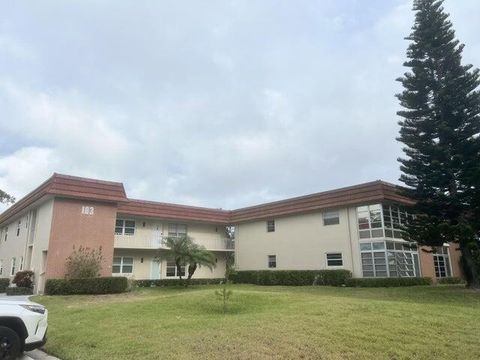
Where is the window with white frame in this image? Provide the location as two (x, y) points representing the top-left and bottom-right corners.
(0, 259), (3, 275)
(357, 205), (384, 239)
(357, 204), (411, 240)
(16, 221), (21, 237)
(19, 256), (24, 271)
(266, 220), (275, 232)
(360, 241), (419, 278)
(268, 255), (276, 268)
(382, 205), (409, 239)
(115, 219), (135, 235)
(166, 259), (186, 277)
(326, 253), (343, 267)
(112, 257), (133, 274)
(433, 246), (451, 278)
(10, 257), (16, 276)
(4, 227), (7, 242)
(323, 211), (340, 226)
(168, 224), (187, 238)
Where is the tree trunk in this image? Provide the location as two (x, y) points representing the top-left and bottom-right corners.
(175, 258), (183, 281)
(459, 242), (480, 289)
(187, 263), (197, 280)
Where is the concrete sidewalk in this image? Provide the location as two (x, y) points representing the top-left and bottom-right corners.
(22, 349), (60, 360)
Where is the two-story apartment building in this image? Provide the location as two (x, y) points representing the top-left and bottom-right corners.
(0, 174), (233, 293)
(231, 181), (461, 279)
(0, 174), (461, 293)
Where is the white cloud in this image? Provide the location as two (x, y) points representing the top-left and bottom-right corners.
(0, 147), (60, 211)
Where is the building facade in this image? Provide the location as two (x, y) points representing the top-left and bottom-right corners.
(0, 174), (462, 293)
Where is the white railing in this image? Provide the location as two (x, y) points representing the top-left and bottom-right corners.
(114, 235), (234, 251)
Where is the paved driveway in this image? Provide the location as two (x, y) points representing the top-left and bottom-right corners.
(22, 350), (60, 360)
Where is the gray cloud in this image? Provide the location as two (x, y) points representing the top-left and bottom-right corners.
(1, 0), (479, 211)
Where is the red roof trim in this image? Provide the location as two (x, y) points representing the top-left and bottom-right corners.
(0, 174), (414, 226)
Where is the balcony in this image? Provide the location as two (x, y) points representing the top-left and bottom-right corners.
(114, 234), (234, 251)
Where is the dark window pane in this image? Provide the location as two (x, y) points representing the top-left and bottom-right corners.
(124, 227), (135, 235)
(360, 243), (372, 251)
(122, 265), (133, 273)
(359, 231), (371, 239)
(267, 220), (275, 232)
(125, 220), (135, 228)
(371, 229), (384, 238)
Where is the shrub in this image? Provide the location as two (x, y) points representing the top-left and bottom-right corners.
(0, 278), (9, 292)
(230, 270), (352, 286)
(345, 277), (432, 287)
(45, 277), (128, 295)
(65, 246), (103, 279)
(6, 286), (33, 296)
(135, 278), (224, 287)
(13, 270), (34, 289)
(437, 277), (465, 285)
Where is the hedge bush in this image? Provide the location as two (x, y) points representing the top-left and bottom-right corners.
(437, 277), (464, 285)
(231, 270), (352, 286)
(6, 286), (33, 296)
(45, 277), (128, 295)
(135, 278), (225, 287)
(0, 278), (10, 293)
(345, 277), (432, 287)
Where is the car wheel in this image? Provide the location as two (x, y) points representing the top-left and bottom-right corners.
(0, 326), (21, 360)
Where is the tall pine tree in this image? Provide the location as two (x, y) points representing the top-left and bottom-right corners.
(397, 0), (480, 288)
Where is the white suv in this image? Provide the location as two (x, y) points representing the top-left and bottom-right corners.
(0, 299), (48, 359)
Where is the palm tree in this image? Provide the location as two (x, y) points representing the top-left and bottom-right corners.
(163, 236), (216, 286)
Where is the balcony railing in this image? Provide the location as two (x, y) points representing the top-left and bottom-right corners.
(114, 234), (234, 251)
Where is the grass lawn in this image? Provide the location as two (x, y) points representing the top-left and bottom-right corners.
(33, 284), (480, 360)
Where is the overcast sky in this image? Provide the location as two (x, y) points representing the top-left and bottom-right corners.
(0, 0), (479, 211)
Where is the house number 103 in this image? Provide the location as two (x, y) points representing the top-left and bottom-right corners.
(81, 206), (94, 215)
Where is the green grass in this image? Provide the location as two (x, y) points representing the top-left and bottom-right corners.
(33, 285), (480, 360)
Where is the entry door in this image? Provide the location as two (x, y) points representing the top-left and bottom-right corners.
(152, 223), (163, 247)
(151, 259), (161, 279)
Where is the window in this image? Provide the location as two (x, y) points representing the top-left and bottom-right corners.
(166, 259), (186, 277)
(112, 257), (133, 274)
(19, 256), (24, 271)
(4, 226), (7, 242)
(268, 255), (276, 268)
(10, 257), (16, 276)
(382, 205), (409, 239)
(17, 221), (21, 237)
(0, 260), (3, 275)
(326, 253), (343, 267)
(323, 211), (340, 226)
(357, 204), (383, 239)
(433, 247), (451, 278)
(115, 219), (135, 235)
(267, 220), (275, 232)
(168, 224), (187, 238)
(360, 240), (419, 278)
